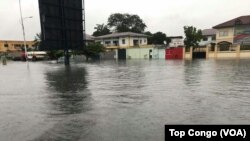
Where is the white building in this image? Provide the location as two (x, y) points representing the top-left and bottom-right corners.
(85, 34), (95, 45)
(168, 36), (184, 47)
(95, 32), (149, 49)
(199, 29), (216, 46)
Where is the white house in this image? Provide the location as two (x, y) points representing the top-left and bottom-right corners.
(94, 32), (149, 49)
(168, 36), (184, 47)
(85, 34), (95, 45)
(199, 29), (216, 46)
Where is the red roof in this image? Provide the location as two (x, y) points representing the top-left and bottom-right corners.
(213, 15), (250, 29)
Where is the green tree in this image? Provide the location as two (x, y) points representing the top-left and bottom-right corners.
(84, 43), (105, 61)
(47, 50), (64, 60)
(144, 31), (153, 44)
(92, 24), (111, 37)
(145, 31), (170, 45)
(183, 26), (202, 49)
(152, 32), (170, 45)
(108, 13), (147, 33)
(33, 33), (41, 50)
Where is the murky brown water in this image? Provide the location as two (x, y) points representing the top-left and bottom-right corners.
(0, 59), (250, 141)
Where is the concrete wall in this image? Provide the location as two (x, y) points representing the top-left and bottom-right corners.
(126, 48), (154, 59)
(240, 51), (250, 58)
(185, 45), (250, 59)
(152, 48), (165, 59)
(184, 53), (192, 59)
(216, 52), (237, 58)
(184, 47), (192, 59)
(100, 51), (116, 60)
(208, 52), (215, 58)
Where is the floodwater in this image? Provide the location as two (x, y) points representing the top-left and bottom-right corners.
(0, 59), (250, 141)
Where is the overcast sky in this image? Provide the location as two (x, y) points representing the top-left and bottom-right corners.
(0, 0), (249, 41)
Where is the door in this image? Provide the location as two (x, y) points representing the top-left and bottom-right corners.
(149, 49), (153, 59)
(118, 49), (126, 60)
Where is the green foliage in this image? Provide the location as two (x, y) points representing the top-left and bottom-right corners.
(83, 43), (105, 59)
(184, 26), (203, 48)
(33, 33), (41, 50)
(145, 31), (170, 45)
(47, 50), (64, 60)
(107, 13), (147, 33)
(92, 24), (111, 37)
(144, 31), (153, 44)
(152, 32), (168, 45)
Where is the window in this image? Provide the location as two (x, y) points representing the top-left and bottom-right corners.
(144, 39), (146, 43)
(212, 36), (216, 40)
(113, 41), (118, 46)
(105, 41), (111, 46)
(122, 39), (126, 44)
(4, 44), (8, 47)
(140, 40), (142, 44)
(219, 31), (228, 37)
(203, 37), (208, 41)
(14, 44), (21, 47)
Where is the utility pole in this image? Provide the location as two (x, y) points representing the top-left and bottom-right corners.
(18, 0), (29, 66)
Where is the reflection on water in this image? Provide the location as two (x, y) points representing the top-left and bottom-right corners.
(45, 66), (90, 115)
(0, 60), (250, 141)
(184, 60), (203, 87)
(33, 65), (93, 141)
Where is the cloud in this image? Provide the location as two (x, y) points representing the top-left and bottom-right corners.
(0, 0), (249, 40)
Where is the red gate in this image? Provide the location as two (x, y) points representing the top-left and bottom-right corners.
(165, 47), (183, 59)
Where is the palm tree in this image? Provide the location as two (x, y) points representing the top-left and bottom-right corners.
(33, 33), (41, 50)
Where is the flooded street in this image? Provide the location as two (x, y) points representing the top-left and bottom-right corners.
(0, 59), (250, 141)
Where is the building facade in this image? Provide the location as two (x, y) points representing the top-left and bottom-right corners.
(168, 36), (184, 47)
(0, 40), (34, 53)
(85, 34), (95, 45)
(95, 32), (149, 49)
(213, 15), (250, 49)
(199, 29), (216, 47)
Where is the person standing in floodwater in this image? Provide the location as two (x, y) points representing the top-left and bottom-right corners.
(1, 53), (7, 65)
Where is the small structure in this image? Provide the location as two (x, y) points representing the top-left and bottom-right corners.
(168, 36), (184, 47)
(199, 29), (216, 47)
(85, 34), (95, 45)
(0, 40), (35, 53)
(166, 36), (184, 60)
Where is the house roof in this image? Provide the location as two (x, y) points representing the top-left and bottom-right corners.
(85, 34), (95, 41)
(202, 29), (216, 36)
(213, 15), (250, 29)
(95, 32), (148, 39)
(168, 36), (183, 39)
